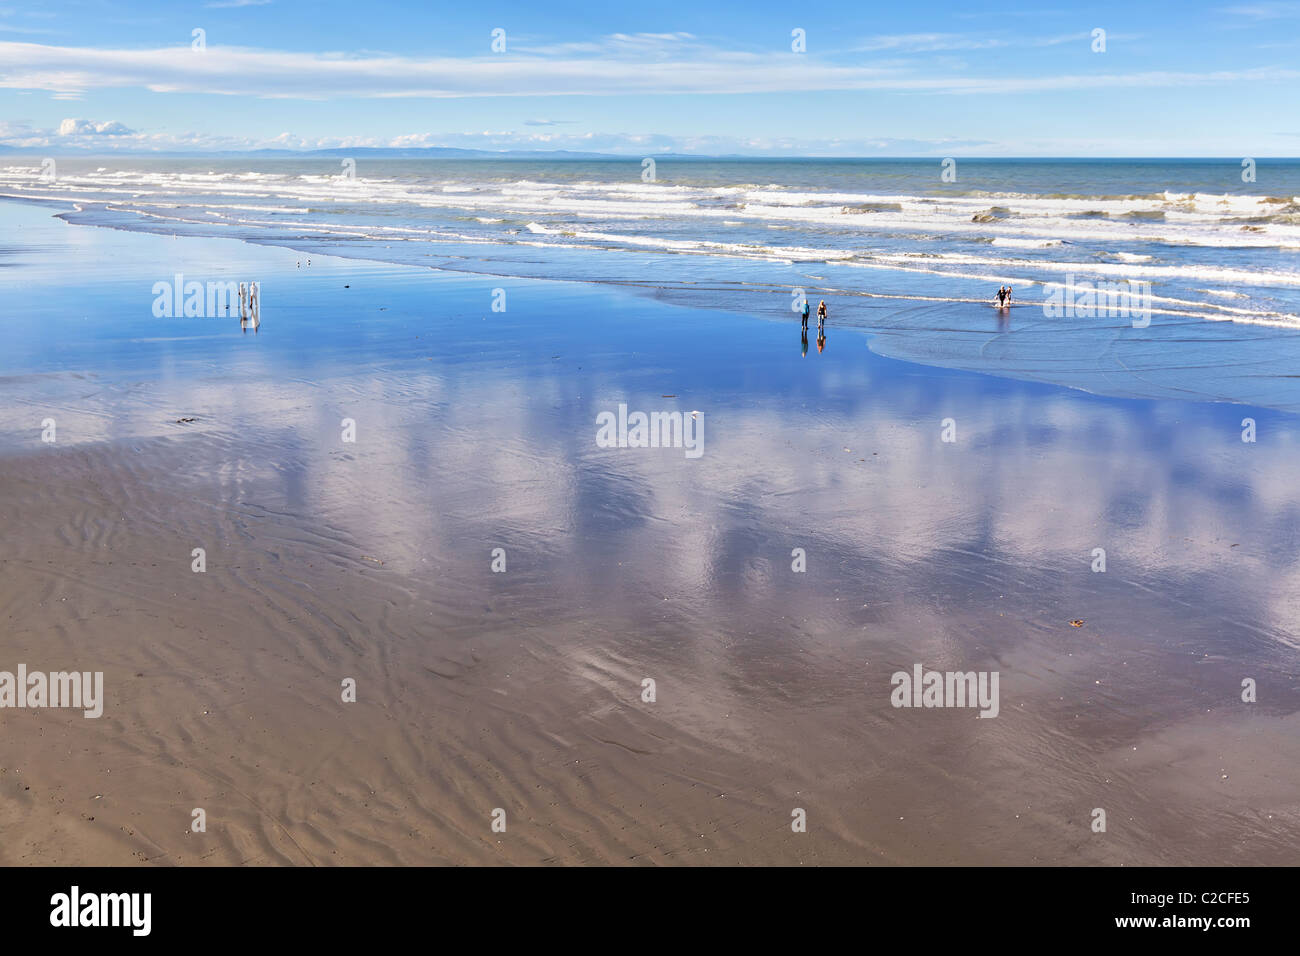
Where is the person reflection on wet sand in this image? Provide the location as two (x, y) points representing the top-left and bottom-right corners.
(817, 330), (826, 353)
(801, 329), (809, 357)
(239, 281), (260, 334)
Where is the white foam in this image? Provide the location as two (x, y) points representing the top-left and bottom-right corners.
(992, 238), (1065, 248)
(6, 165), (1297, 251)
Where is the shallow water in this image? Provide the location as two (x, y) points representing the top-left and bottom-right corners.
(7, 186), (1300, 413)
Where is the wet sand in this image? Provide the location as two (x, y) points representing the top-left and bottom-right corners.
(2, 200), (1298, 865)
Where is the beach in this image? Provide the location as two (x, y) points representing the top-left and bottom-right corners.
(1, 194), (1298, 866)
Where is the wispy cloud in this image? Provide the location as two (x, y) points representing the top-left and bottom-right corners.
(1221, 2), (1300, 17)
(852, 31), (1096, 53)
(0, 22), (55, 34)
(0, 38), (1292, 100)
(521, 32), (701, 56)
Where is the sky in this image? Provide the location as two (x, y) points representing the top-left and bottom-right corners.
(0, 0), (1298, 155)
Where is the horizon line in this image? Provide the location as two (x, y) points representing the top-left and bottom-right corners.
(2, 148), (1298, 161)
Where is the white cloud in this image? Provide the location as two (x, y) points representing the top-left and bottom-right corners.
(58, 118), (135, 136)
(1, 38), (1293, 101)
(522, 32), (701, 56)
(0, 117), (998, 155)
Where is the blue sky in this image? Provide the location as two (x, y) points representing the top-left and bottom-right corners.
(1, 0), (1298, 154)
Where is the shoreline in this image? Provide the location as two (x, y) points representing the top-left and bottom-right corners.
(8, 193), (1300, 416)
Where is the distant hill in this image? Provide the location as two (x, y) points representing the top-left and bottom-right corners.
(0, 146), (648, 159)
(241, 147), (620, 159)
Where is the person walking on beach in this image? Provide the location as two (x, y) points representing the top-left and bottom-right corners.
(801, 296), (810, 331)
(996, 286), (1006, 307)
(1004, 285), (1013, 307)
(817, 299), (827, 332)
